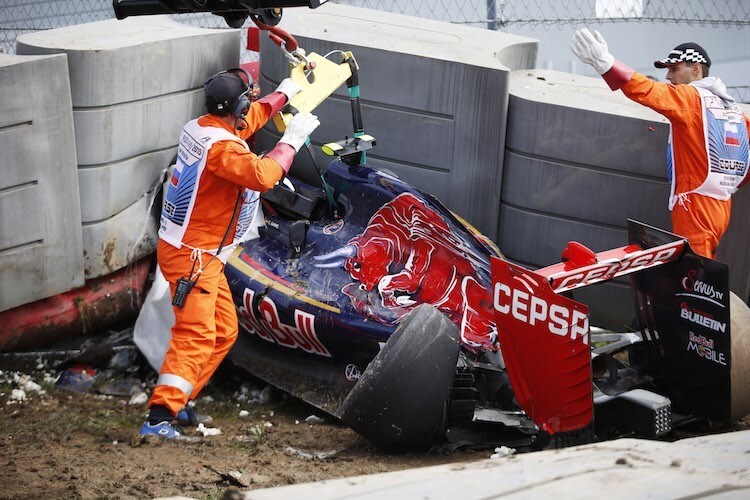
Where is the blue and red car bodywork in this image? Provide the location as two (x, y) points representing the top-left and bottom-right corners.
(218, 24), (747, 446)
(223, 146), (745, 449)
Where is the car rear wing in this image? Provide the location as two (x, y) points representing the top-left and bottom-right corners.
(491, 219), (734, 438)
(535, 238), (686, 293)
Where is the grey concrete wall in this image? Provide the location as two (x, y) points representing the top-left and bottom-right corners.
(0, 53), (85, 312)
(502, 69), (671, 328)
(16, 16), (241, 279)
(502, 69), (670, 257)
(255, 3), (537, 241)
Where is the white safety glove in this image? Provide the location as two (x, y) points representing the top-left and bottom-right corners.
(570, 28), (615, 75)
(279, 112), (320, 152)
(275, 78), (303, 102)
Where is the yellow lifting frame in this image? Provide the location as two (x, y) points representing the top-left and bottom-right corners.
(272, 51), (356, 132)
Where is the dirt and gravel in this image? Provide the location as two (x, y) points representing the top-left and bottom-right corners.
(0, 350), (491, 500)
(2, 330), (749, 500)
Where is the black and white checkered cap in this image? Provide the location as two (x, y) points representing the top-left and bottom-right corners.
(654, 42), (711, 68)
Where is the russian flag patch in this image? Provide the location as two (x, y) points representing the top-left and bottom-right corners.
(725, 123), (740, 146)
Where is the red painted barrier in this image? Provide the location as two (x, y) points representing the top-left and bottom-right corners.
(0, 256), (154, 352)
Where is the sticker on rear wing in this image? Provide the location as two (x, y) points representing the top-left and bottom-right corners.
(538, 239), (687, 294)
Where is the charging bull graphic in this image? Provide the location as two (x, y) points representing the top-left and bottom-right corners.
(314, 193), (497, 350)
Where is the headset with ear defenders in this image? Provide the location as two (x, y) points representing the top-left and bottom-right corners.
(204, 67), (254, 118)
(228, 67), (252, 118)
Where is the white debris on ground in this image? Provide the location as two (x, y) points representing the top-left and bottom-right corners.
(128, 392), (148, 405)
(304, 415), (325, 424)
(233, 384), (273, 405)
(15, 373), (45, 394)
(224, 385), (279, 421)
(0, 350), (280, 439)
(1, 368), (50, 405)
(10, 389), (27, 401)
(490, 446), (516, 458)
(284, 446), (341, 460)
(197, 423), (222, 436)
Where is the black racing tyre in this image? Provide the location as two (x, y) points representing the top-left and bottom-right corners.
(339, 304), (461, 448)
(731, 292), (750, 421)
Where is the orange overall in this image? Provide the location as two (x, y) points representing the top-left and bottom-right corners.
(619, 73), (750, 258)
(150, 98), (291, 416)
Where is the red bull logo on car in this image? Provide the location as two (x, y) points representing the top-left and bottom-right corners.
(687, 331), (726, 366)
(237, 288), (331, 357)
(314, 193), (497, 351)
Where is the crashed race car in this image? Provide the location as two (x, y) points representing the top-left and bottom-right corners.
(210, 35), (750, 451)
(115, 2), (750, 449)
(227, 161), (750, 449)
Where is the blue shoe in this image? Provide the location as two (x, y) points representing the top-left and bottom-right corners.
(176, 405), (213, 426)
(139, 421), (184, 439)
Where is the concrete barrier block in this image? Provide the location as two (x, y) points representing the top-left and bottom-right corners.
(16, 16), (241, 277)
(0, 53), (84, 312)
(15, 16), (240, 107)
(504, 71), (671, 231)
(501, 151), (671, 229)
(78, 148), (175, 223)
(506, 70), (669, 175)
(82, 189), (160, 280)
(71, 91), (204, 166)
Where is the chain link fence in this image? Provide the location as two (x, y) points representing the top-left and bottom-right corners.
(0, 1), (242, 55)
(1, 1), (749, 101)
(338, 0), (750, 28)
(4, 1), (749, 53)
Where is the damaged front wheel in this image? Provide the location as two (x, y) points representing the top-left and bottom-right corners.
(339, 304), (460, 449)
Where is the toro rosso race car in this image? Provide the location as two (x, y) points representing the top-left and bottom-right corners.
(226, 162), (750, 449)
(215, 40), (750, 450)
(112, 0), (748, 448)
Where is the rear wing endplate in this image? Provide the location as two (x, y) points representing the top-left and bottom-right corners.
(491, 220), (690, 436)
